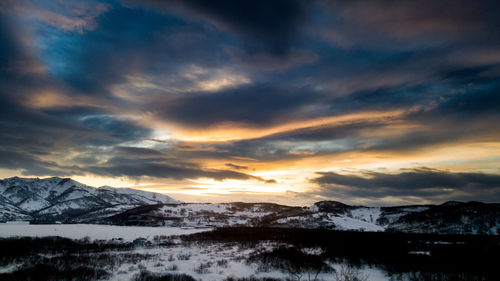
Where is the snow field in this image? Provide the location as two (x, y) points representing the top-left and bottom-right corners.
(0, 223), (391, 280)
(0, 223), (211, 241)
(109, 241), (389, 281)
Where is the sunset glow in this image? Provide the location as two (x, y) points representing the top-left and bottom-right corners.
(1, 0), (500, 205)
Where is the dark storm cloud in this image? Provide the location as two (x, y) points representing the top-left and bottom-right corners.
(80, 115), (151, 143)
(313, 168), (500, 190)
(135, 0), (310, 55)
(41, 106), (105, 119)
(189, 79), (500, 162)
(0, 150), (78, 176)
(0, 12), (53, 100)
(165, 73), (500, 161)
(155, 58), (500, 132)
(38, 107), (152, 146)
(0, 13), (25, 71)
(0, 12), (99, 154)
(114, 146), (164, 157)
(199, 122), (379, 161)
(0, 101), (152, 150)
(321, 0), (500, 48)
(85, 158), (274, 182)
(39, 106), (154, 145)
(312, 168), (500, 201)
(158, 84), (322, 127)
(43, 3), (229, 100)
(213, 121), (386, 161)
(369, 68), (500, 149)
(0, 97), (75, 153)
(371, 80), (500, 151)
(0, 8), (155, 178)
(428, 79), (500, 117)
(191, 64), (500, 160)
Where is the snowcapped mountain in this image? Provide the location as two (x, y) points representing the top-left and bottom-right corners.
(1, 177), (499, 235)
(0, 177), (179, 222)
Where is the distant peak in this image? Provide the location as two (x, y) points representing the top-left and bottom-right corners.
(313, 200), (353, 213)
(314, 200), (351, 207)
(440, 201), (464, 207)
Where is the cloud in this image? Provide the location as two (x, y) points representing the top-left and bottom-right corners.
(79, 115), (151, 143)
(225, 163), (249, 170)
(311, 168), (500, 202)
(6, 0), (110, 33)
(84, 157), (275, 183)
(134, 0), (310, 55)
(155, 84), (322, 127)
(114, 146), (164, 157)
(39, 106), (153, 145)
(1, 0), (500, 204)
(0, 150), (79, 176)
(319, 0), (500, 48)
(224, 46), (318, 71)
(36, 3), (232, 101)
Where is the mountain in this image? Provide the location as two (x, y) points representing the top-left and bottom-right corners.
(386, 201), (500, 234)
(93, 200), (500, 235)
(1, 177), (499, 235)
(0, 177), (179, 222)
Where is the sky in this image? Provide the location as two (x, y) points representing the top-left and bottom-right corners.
(1, 0), (500, 206)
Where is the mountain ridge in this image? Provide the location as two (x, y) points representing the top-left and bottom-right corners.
(0, 176), (179, 222)
(1, 177), (499, 235)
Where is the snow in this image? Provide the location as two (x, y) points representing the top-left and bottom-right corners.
(99, 186), (180, 204)
(275, 215), (308, 224)
(350, 207), (381, 224)
(326, 213), (385, 232)
(17, 196), (51, 211)
(161, 203), (273, 216)
(0, 177), (181, 222)
(329, 263), (388, 281)
(301, 247), (324, 255)
(105, 242), (390, 281)
(4, 220), (29, 224)
(0, 223), (399, 281)
(106, 242), (292, 281)
(0, 224), (211, 241)
(0, 263), (21, 274)
(408, 251), (431, 256)
(157, 203), (275, 227)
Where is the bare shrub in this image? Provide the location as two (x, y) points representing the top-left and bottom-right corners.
(217, 259), (229, 268)
(167, 264), (178, 271)
(333, 264), (368, 281)
(194, 262), (212, 274)
(133, 270), (195, 281)
(177, 253), (191, 261)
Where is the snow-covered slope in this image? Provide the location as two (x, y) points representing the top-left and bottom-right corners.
(0, 177), (179, 222)
(1, 177), (499, 235)
(96, 200), (500, 235)
(99, 202), (300, 227)
(386, 201), (500, 235)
